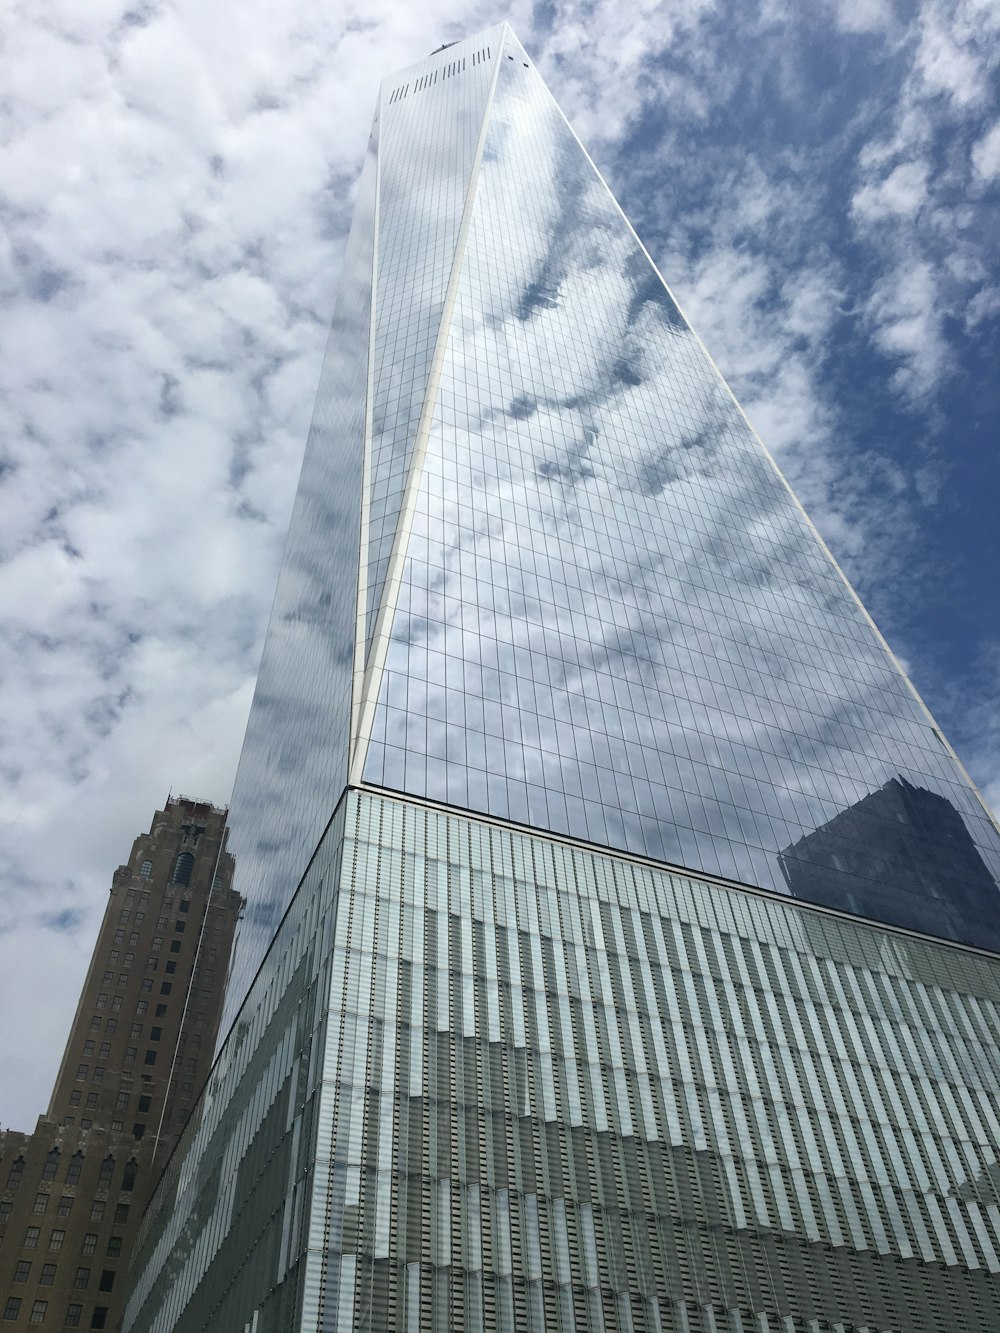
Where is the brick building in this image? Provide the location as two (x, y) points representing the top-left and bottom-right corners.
(0, 796), (242, 1330)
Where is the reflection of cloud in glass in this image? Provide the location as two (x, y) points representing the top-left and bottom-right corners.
(219, 131), (377, 1030)
(362, 36), (1000, 947)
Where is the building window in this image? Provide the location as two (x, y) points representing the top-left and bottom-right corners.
(110, 1121), (123, 1132)
(83, 1040), (95, 1055)
(143, 1051), (156, 1066)
(171, 853), (194, 886)
(151, 937), (162, 952)
(165, 962), (176, 974)
(160, 982), (172, 995)
(99, 1042), (111, 1058)
(64, 1307), (82, 1329)
(81, 1235), (97, 1255)
(116, 1092), (130, 1110)
(69, 1090), (81, 1107)
(28, 1301), (48, 1325)
(132, 1123), (146, 1140)
(123, 954), (133, 967)
(0, 1201), (10, 1222)
(2, 1299), (22, 1320)
(73, 1268), (89, 1290)
(124, 1048), (136, 1064)
(113, 929), (124, 945)
(32, 1194), (48, 1214)
(66, 1154), (83, 1185)
(174, 920), (185, 932)
(111, 996), (123, 1012)
(13, 1262), (31, 1282)
(105, 1237), (122, 1258)
(179, 900), (190, 913)
(136, 1001), (148, 1016)
(137, 1095), (152, 1112)
(39, 1264), (56, 1286)
(130, 1023), (142, 1038)
(140, 980), (153, 993)
(75, 1065), (88, 1080)
(98, 1157), (114, 1187)
(41, 1150), (59, 1181)
(102, 971), (113, 984)
(89, 1202), (104, 1223)
(98, 1271), (114, 1292)
(150, 1026), (162, 1042)
(79, 1120), (91, 1130)
(146, 958), (158, 971)
(113, 1205), (128, 1225)
(56, 1198), (73, 1217)
(6, 1157), (24, 1188)
(85, 1093), (98, 1109)
(96, 994), (107, 1008)
(90, 1309), (107, 1330)
(128, 932), (139, 946)
(122, 1161), (137, 1192)
(23, 1227), (40, 1248)
(92, 1067), (104, 1084)
(48, 1230), (65, 1251)
(138, 860), (153, 880)
(105, 1019), (117, 1033)
(89, 1016), (101, 1031)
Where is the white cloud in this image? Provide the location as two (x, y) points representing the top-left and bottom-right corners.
(865, 258), (949, 397)
(852, 160), (929, 221)
(971, 120), (1000, 181)
(832, 0), (895, 34)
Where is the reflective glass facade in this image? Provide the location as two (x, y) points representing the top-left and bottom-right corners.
(125, 24), (1000, 1333)
(219, 24), (999, 1037)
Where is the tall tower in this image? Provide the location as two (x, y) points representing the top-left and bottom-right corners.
(124, 26), (1000, 1333)
(0, 796), (241, 1333)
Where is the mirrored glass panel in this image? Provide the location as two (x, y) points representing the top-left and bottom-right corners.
(362, 29), (1000, 950)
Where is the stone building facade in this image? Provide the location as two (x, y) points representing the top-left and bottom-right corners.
(0, 796), (242, 1330)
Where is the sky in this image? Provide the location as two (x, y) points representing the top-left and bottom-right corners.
(1, 0), (997, 1130)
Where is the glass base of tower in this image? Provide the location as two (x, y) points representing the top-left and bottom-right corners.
(125, 790), (1000, 1333)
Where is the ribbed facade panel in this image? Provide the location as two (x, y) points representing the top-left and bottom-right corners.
(124, 792), (1000, 1333)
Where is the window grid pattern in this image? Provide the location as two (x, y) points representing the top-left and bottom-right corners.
(362, 30), (1000, 953)
(365, 28), (499, 648)
(217, 107), (379, 1032)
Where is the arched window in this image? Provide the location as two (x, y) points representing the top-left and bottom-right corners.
(171, 853), (194, 886)
(138, 860), (153, 880)
(122, 1159), (138, 1192)
(98, 1156), (114, 1187)
(65, 1153), (84, 1186)
(6, 1156), (24, 1188)
(41, 1149), (60, 1181)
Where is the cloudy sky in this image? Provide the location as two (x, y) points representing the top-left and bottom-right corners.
(1, 0), (997, 1129)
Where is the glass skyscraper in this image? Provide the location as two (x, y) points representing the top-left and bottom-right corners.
(123, 25), (1000, 1333)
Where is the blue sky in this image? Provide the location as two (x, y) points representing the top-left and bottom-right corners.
(0, 0), (997, 1128)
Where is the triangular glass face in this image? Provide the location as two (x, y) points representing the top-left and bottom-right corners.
(364, 31), (500, 654)
(361, 30), (1000, 947)
(220, 132), (378, 1027)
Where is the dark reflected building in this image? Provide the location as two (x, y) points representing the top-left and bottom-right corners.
(0, 796), (241, 1331)
(780, 777), (1000, 951)
(123, 26), (1000, 1333)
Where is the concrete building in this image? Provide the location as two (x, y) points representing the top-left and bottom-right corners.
(124, 26), (1000, 1333)
(0, 796), (241, 1331)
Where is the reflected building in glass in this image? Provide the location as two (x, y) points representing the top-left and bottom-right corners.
(123, 25), (1000, 1333)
